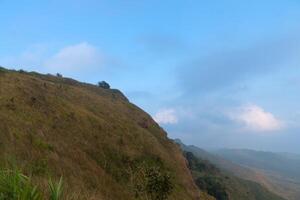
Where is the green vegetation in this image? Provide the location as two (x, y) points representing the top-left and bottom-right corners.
(0, 169), (63, 200)
(195, 176), (227, 200)
(49, 177), (63, 200)
(185, 152), (228, 200)
(132, 165), (173, 200)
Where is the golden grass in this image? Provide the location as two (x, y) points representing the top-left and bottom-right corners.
(0, 69), (203, 200)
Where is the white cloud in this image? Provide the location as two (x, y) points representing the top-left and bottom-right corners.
(229, 104), (283, 132)
(0, 42), (104, 77)
(44, 42), (103, 74)
(153, 109), (178, 125)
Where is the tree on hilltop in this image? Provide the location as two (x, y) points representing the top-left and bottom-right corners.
(98, 81), (110, 89)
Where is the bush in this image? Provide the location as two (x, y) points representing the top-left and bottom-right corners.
(133, 165), (173, 200)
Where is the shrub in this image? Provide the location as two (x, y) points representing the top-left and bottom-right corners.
(133, 165), (173, 200)
(97, 81), (110, 89)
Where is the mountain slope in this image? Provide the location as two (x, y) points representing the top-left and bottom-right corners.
(175, 140), (286, 200)
(0, 67), (201, 200)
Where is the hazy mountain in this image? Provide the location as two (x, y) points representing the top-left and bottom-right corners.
(179, 141), (300, 200)
(214, 149), (300, 200)
(215, 149), (300, 180)
(175, 139), (286, 200)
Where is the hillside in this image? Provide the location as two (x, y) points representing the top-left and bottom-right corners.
(175, 140), (286, 200)
(0, 67), (203, 200)
(215, 149), (300, 200)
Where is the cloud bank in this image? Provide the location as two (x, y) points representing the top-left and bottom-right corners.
(229, 104), (283, 132)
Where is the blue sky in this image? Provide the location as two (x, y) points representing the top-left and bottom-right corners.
(1, 0), (300, 152)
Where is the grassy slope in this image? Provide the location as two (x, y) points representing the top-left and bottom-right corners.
(0, 68), (202, 200)
(175, 140), (286, 200)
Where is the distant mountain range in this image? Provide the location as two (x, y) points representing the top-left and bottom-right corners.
(175, 139), (286, 200)
(176, 138), (300, 200)
(214, 149), (300, 200)
(214, 149), (300, 181)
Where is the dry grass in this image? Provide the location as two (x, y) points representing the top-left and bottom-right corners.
(0, 68), (202, 200)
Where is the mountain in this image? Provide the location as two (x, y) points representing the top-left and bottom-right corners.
(214, 149), (300, 200)
(174, 139), (274, 185)
(173, 140), (260, 180)
(215, 149), (300, 180)
(0, 67), (203, 200)
(175, 139), (286, 200)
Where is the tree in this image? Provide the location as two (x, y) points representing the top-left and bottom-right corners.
(98, 81), (110, 89)
(56, 73), (63, 78)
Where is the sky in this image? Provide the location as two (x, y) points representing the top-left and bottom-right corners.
(1, 0), (300, 153)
